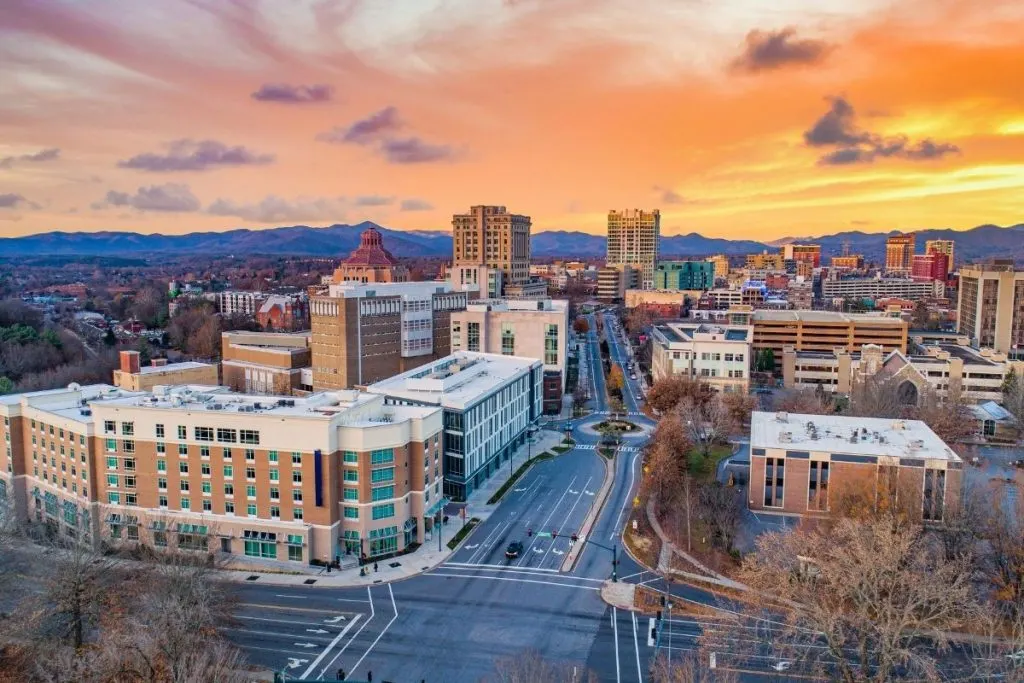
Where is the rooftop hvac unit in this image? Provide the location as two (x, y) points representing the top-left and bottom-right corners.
(779, 431), (792, 443)
(80, 409), (92, 417)
(208, 403), (224, 410)
(239, 405), (255, 413)
(892, 420), (906, 431)
(775, 411), (789, 423)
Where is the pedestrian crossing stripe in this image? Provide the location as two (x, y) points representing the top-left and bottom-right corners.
(576, 444), (639, 453)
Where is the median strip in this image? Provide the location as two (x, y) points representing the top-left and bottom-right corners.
(486, 452), (554, 505)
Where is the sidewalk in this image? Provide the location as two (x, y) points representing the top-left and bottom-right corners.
(219, 428), (572, 588)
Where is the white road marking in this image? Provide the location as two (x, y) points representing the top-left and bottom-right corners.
(516, 474), (578, 563)
(274, 594), (308, 599)
(463, 544), (480, 549)
(323, 615), (347, 624)
(422, 573), (600, 591)
(286, 658), (308, 670)
(306, 628), (328, 634)
(538, 474), (594, 566)
(613, 606), (621, 683)
(349, 584), (398, 679)
(442, 561), (562, 574)
(294, 642), (317, 649)
(632, 611), (643, 682)
(301, 589), (369, 679)
(236, 615), (337, 628)
(647, 617), (656, 647)
(440, 563), (604, 581)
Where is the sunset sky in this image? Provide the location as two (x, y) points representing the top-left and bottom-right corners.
(1, 0), (1023, 240)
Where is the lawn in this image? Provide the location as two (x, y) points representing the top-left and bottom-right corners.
(686, 443), (734, 482)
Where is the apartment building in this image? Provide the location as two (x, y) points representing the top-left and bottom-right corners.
(654, 261), (715, 291)
(781, 244), (821, 268)
(452, 205), (531, 288)
(366, 352), (543, 501)
(911, 253), (949, 283)
(650, 323), (752, 393)
(925, 239), (955, 271)
(781, 343), (1010, 403)
(597, 265), (639, 301)
(112, 351), (218, 391)
(217, 291), (266, 317)
(746, 252), (785, 271)
(221, 331), (313, 395)
(788, 279), (813, 310)
(706, 255), (730, 281)
(331, 226), (410, 284)
(885, 234), (916, 274)
(751, 309), (908, 364)
(831, 254), (865, 270)
(607, 209), (660, 290)
(449, 299), (568, 412)
(957, 261), (1024, 356)
(309, 281), (471, 390)
(749, 411), (962, 521)
(821, 275), (944, 300)
(0, 384), (444, 565)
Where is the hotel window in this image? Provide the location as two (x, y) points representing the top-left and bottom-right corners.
(763, 457), (784, 508)
(203, 499), (212, 512)
(104, 420), (115, 434)
(808, 461), (829, 511)
(269, 468), (279, 482)
(372, 503), (395, 520)
(216, 428), (237, 443)
(245, 484), (256, 498)
(245, 449), (255, 462)
(468, 322), (480, 352)
(178, 443), (188, 457)
(107, 474), (118, 488)
(268, 450), (278, 463)
(370, 449), (394, 465)
(179, 461), (188, 474)
(293, 489), (303, 502)
(156, 423), (165, 439)
(240, 430), (260, 445)
(158, 459), (167, 473)
(343, 451), (358, 464)
(199, 446), (210, 458)
(105, 438), (117, 452)
(223, 448), (232, 459)
(246, 467), (256, 480)
(371, 467), (394, 484)
(156, 442), (166, 454)
(224, 483), (234, 496)
(158, 478), (167, 491)
(124, 475), (136, 489)
(121, 422), (134, 436)
(122, 440), (135, 454)
(544, 324), (558, 365)
(159, 495), (168, 508)
(291, 452), (302, 465)
(372, 485), (394, 502)
(923, 468), (946, 521)
(107, 492), (120, 505)
(223, 465), (233, 478)
(180, 480), (190, 492)
(292, 471), (302, 484)
(225, 501), (235, 514)
(247, 504), (257, 517)
(194, 427), (213, 442)
(270, 487), (280, 501)
(177, 425), (186, 439)
(106, 456), (117, 470)
(501, 322), (515, 355)
(344, 506), (359, 519)
(201, 463), (211, 476)
(344, 471), (358, 482)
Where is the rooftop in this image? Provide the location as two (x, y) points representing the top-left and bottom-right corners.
(752, 309), (906, 325)
(133, 361), (215, 376)
(750, 411), (960, 462)
(652, 322), (752, 345)
(319, 280), (457, 299)
(365, 351), (540, 410)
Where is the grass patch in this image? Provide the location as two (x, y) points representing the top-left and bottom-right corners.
(447, 517), (481, 550)
(594, 419), (640, 433)
(598, 446), (616, 460)
(552, 440), (575, 454)
(486, 453), (555, 504)
(686, 444), (734, 481)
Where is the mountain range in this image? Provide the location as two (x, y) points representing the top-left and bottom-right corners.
(1, 221), (1021, 263)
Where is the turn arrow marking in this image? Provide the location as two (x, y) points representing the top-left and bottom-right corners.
(306, 628), (328, 634)
(294, 642), (318, 649)
(323, 615), (347, 624)
(287, 658), (309, 670)
(464, 544), (480, 549)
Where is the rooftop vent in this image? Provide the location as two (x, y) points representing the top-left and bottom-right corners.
(892, 420), (906, 431)
(775, 411), (789, 423)
(779, 431), (793, 443)
(79, 408), (92, 417)
(208, 403), (224, 411)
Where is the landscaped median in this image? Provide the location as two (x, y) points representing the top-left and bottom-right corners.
(447, 517), (481, 550)
(486, 452), (554, 504)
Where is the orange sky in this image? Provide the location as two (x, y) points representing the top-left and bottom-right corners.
(1, 0), (1023, 241)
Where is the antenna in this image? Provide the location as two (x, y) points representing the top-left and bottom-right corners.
(841, 239), (851, 257)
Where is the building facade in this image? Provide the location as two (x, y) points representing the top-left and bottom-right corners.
(309, 281), (471, 390)
(607, 209), (660, 290)
(0, 384), (444, 566)
(746, 252), (785, 271)
(751, 309), (908, 364)
(781, 244), (821, 268)
(925, 239), (955, 271)
(822, 276), (944, 301)
(911, 253), (949, 283)
(831, 255), (865, 270)
(654, 261), (715, 291)
(256, 293), (310, 331)
(749, 411), (962, 521)
(332, 226), (410, 284)
(365, 352), (543, 501)
(706, 255), (730, 281)
(885, 234), (916, 275)
(221, 331), (313, 396)
(452, 205), (531, 288)
(597, 265), (639, 301)
(650, 323), (752, 393)
(957, 261), (1024, 356)
(112, 351), (218, 391)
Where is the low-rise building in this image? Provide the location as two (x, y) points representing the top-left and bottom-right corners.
(749, 411), (962, 521)
(654, 261), (715, 291)
(822, 275), (944, 301)
(752, 309), (908, 365)
(650, 323), (752, 393)
(112, 351), (218, 391)
(597, 265), (639, 301)
(256, 293), (309, 331)
(365, 352), (543, 501)
(221, 331), (313, 396)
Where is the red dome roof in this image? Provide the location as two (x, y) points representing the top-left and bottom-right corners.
(342, 227), (400, 267)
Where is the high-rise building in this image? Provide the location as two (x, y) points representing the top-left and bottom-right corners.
(885, 234), (916, 274)
(925, 239), (955, 271)
(654, 261), (715, 290)
(957, 261), (1024, 356)
(597, 265), (639, 301)
(781, 244), (821, 269)
(332, 226), (410, 284)
(606, 209), (660, 289)
(706, 254), (730, 281)
(911, 253), (949, 282)
(452, 206), (531, 288)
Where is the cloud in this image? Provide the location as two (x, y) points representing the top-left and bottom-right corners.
(653, 185), (685, 204)
(207, 195), (346, 223)
(117, 139), (275, 172)
(0, 147), (61, 169)
(0, 193), (29, 208)
(250, 83), (333, 103)
(354, 195), (395, 206)
(804, 97), (961, 166)
(96, 183), (200, 212)
(381, 137), (455, 164)
(317, 106), (401, 145)
(400, 198), (434, 211)
(731, 28), (832, 73)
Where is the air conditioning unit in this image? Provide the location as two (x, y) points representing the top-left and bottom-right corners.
(775, 411), (789, 423)
(79, 409), (92, 417)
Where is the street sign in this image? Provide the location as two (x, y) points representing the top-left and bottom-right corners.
(535, 531), (552, 538)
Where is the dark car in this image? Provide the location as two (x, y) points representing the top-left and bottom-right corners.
(505, 541), (524, 559)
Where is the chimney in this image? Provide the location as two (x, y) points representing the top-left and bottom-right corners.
(120, 350), (141, 374)
(151, 358), (168, 367)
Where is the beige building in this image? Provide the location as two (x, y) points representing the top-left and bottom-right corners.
(112, 351), (218, 391)
(597, 265), (639, 301)
(607, 209), (660, 290)
(782, 342), (1011, 404)
(0, 383), (443, 566)
(957, 261), (1024, 356)
(822, 275), (944, 300)
(650, 323), (752, 393)
(309, 281), (471, 391)
(624, 289), (703, 309)
(452, 205), (531, 288)
(706, 254), (730, 281)
(751, 309), (908, 364)
(221, 331), (313, 396)
(885, 234), (916, 275)
(925, 239), (955, 271)
(331, 226), (410, 284)
(746, 251), (785, 270)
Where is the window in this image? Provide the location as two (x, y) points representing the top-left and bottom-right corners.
(344, 488), (359, 501)
(467, 322), (480, 352)
(245, 449), (255, 462)
(763, 457), (784, 508)
(500, 322), (515, 355)
(240, 429), (260, 445)
(121, 422), (134, 436)
(293, 508), (303, 520)
(178, 443), (188, 457)
(202, 481), (212, 494)
(224, 483), (234, 495)
(158, 495), (168, 508)
(372, 485), (394, 501)
(344, 471), (358, 482)
(268, 450), (278, 463)
(225, 501), (235, 514)
(243, 535), (276, 559)
(124, 475), (136, 489)
(370, 449), (394, 465)
(923, 468), (946, 522)
(343, 451), (358, 464)
(179, 461), (188, 474)
(156, 423), (165, 439)
(216, 428), (237, 443)
(108, 492), (120, 504)
(246, 484), (256, 498)
(343, 506), (359, 519)
(270, 505), (280, 519)
(292, 489), (303, 502)
(269, 468), (279, 482)
(156, 442), (166, 454)
(122, 440), (135, 454)
(107, 474), (119, 487)
(291, 452), (302, 465)
(181, 497), (190, 510)
(544, 324), (558, 365)
(104, 420), (115, 434)
(105, 438), (117, 453)
(371, 467), (394, 484)
(223, 465), (233, 478)
(194, 427), (213, 442)
(177, 425), (186, 440)
(372, 503), (395, 520)
(292, 471), (302, 484)
(222, 447), (231, 459)
(200, 446), (210, 458)
(246, 467), (256, 480)
(270, 487), (279, 501)
(247, 504), (257, 517)
(201, 462), (211, 476)
(158, 478), (167, 491)
(808, 461), (829, 511)
(180, 480), (190, 492)
(106, 456), (117, 470)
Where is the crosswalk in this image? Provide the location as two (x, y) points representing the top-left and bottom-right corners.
(576, 443), (641, 453)
(595, 411), (646, 417)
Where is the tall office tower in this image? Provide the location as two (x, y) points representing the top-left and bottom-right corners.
(781, 244), (821, 268)
(957, 261), (1024, 356)
(452, 205), (531, 288)
(885, 234), (916, 274)
(925, 239), (955, 271)
(607, 209), (660, 290)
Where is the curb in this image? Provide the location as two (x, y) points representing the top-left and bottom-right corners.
(561, 450), (615, 572)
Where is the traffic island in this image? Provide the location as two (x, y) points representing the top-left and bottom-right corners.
(447, 517), (481, 550)
(601, 580), (636, 610)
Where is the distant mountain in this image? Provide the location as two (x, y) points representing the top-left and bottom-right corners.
(1, 221), (1020, 264)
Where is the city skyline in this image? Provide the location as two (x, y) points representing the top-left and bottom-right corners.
(2, 0), (1024, 240)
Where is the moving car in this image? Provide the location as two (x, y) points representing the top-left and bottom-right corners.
(505, 541), (524, 559)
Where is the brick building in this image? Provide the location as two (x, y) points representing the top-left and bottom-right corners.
(221, 331), (313, 395)
(331, 226), (410, 284)
(112, 351), (218, 391)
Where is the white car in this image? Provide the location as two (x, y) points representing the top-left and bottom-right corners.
(771, 661), (793, 672)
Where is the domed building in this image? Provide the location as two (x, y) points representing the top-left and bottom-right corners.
(332, 226), (410, 284)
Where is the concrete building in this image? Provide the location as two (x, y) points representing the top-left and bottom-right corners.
(0, 383), (444, 565)
(449, 299), (568, 413)
(925, 239), (955, 271)
(781, 342), (1011, 404)
(749, 411), (962, 521)
(650, 323), (752, 393)
(957, 261), (1024, 356)
(112, 351), (218, 392)
(706, 254), (730, 281)
(654, 261), (715, 291)
(221, 331), (313, 396)
(911, 253), (949, 283)
(309, 281), (471, 390)
(746, 252), (785, 270)
(365, 352), (543, 501)
(831, 254), (865, 270)
(452, 205), (531, 289)
(607, 209), (660, 290)
(331, 226), (410, 284)
(885, 234), (916, 275)
(216, 291), (266, 317)
(751, 309), (908, 364)
(822, 275), (944, 301)
(788, 279), (813, 310)
(451, 264), (504, 299)
(781, 244), (821, 269)
(597, 265), (639, 301)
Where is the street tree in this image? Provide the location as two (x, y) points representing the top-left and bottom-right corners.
(697, 482), (744, 553)
(647, 375), (711, 414)
(489, 649), (598, 683)
(608, 363), (625, 395)
(771, 387), (834, 415)
(1002, 367), (1024, 426)
(677, 395), (733, 460)
(649, 649), (739, 683)
(573, 316), (590, 334)
(644, 410), (691, 504)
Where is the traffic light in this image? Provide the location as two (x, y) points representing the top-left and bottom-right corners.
(650, 627), (657, 641)
(552, 529), (558, 538)
(570, 533), (578, 543)
(527, 528), (533, 537)
(337, 668), (346, 680)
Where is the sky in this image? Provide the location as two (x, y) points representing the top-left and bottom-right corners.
(1, 0), (1023, 241)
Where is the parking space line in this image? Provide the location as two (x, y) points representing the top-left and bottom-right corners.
(612, 606), (621, 683)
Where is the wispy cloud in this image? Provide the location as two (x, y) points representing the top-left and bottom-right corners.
(118, 139), (275, 172)
(354, 195), (395, 206)
(0, 147), (61, 169)
(382, 138), (455, 164)
(318, 107), (457, 164)
(250, 83), (333, 103)
(653, 185), (685, 204)
(400, 198), (434, 211)
(207, 195), (346, 223)
(731, 28), (833, 73)
(317, 107), (401, 145)
(95, 183), (200, 212)
(0, 193), (33, 208)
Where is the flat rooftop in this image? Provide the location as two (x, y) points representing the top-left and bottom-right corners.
(0, 384), (143, 424)
(320, 280), (456, 299)
(753, 310), (906, 325)
(134, 361), (215, 375)
(750, 411), (960, 462)
(653, 322), (752, 345)
(365, 352), (540, 410)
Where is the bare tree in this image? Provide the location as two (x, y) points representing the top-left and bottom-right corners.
(983, 487), (1024, 622)
(771, 387), (835, 415)
(677, 395), (733, 460)
(697, 482), (744, 553)
(487, 649), (598, 683)
(848, 374), (907, 419)
(644, 410), (692, 504)
(649, 649), (739, 683)
(647, 376), (712, 415)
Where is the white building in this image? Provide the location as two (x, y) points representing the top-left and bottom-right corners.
(650, 323), (753, 393)
(822, 276), (944, 300)
(217, 291), (267, 317)
(607, 209), (660, 290)
(365, 352), (543, 501)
